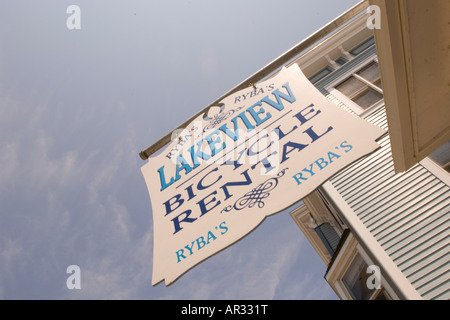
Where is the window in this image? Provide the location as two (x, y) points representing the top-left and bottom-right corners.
(372, 289), (391, 300)
(335, 57), (348, 66)
(342, 253), (391, 300)
(315, 223), (341, 256)
(349, 37), (375, 56)
(342, 254), (375, 299)
(309, 66), (334, 84)
(325, 232), (395, 300)
(334, 60), (383, 112)
(428, 140), (450, 173)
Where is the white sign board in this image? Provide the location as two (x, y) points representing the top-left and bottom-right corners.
(141, 64), (386, 285)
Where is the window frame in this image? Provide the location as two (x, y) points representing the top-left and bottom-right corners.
(325, 55), (384, 116)
(325, 232), (398, 300)
(420, 157), (450, 187)
(339, 250), (392, 300)
(309, 66), (335, 84)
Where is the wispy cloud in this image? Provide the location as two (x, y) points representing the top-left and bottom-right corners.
(0, 88), (151, 299)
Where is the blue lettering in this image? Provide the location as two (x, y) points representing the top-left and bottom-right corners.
(157, 165), (174, 191)
(222, 148), (246, 171)
(220, 169), (252, 200)
(302, 163), (315, 177)
(157, 82), (295, 191)
(206, 230), (217, 243)
(327, 151), (341, 163)
(219, 221), (228, 235)
(315, 157), (328, 170)
(293, 172), (308, 185)
(246, 102), (272, 126)
(197, 167), (222, 190)
(281, 141), (308, 163)
(218, 112), (253, 142)
(184, 241), (195, 256)
(204, 130), (225, 157)
(247, 133), (273, 156)
(250, 87), (264, 98)
(261, 82), (296, 111)
(241, 92), (250, 101)
(293, 104), (320, 125)
(303, 125), (334, 143)
(163, 193), (184, 216)
(176, 249), (186, 263)
(340, 140), (353, 152)
(196, 236), (206, 250)
(189, 140), (211, 169)
(171, 210), (197, 234)
(175, 154), (193, 180)
(292, 141), (351, 188)
(185, 184), (196, 201)
(196, 191), (221, 217)
(175, 222), (229, 263)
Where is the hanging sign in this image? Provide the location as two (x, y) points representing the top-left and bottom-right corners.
(141, 64), (386, 285)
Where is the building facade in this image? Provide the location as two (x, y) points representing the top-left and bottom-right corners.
(288, 7), (449, 300)
(138, 1), (449, 299)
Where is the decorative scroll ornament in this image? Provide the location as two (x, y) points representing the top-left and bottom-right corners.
(204, 109), (235, 132)
(221, 168), (288, 213)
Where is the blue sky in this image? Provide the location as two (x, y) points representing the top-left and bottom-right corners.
(0, 0), (360, 299)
